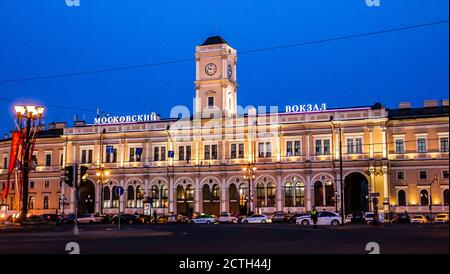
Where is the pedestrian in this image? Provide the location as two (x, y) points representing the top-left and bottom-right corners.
(311, 206), (319, 229)
(153, 210), (157, 224)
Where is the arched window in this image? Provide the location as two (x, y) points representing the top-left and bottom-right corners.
(230, 184), (239, 201)
(314, 181), (324, 206)
(284, 182), (294, 207)
(203, 185), (211, 202)
(212, 184), (220, 201)
(160, 185), (168, 208)
(256, 183), (265, 207)
(239, 183), (248, 207)
(186, 184), (194, 202)
(28, 196), (35, 210)
(420, 189), (429, 206)
(325, 181), (335, 206)
(127, 185), (135, 208)
(103, 186), (111, 208)
(267, 183), (276, 207)
(177, 185), (185, 201)
(111, 186), (119, 208)
(398, 190), (406, 206)
(136, 185), (144, 208)
(151, 185), (159, 208)
(43, 196), (49, 209)
(295, 182), (305, 207)
(443, 189), (449, 206)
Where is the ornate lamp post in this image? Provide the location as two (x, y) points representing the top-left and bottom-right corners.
(96, 165), (110, 215)
(242, 163), (256, 215)
(429, 174), (439, 220)
(14, 105), (45, 220)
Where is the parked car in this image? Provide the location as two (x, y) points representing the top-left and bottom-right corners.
(21, 215), (48, 225)
(138, 214), (153, 224)
(167, 214), (189, 224)
(411, 215), (428, 224)
(296, 211), (341, 226)
(271, 212), (288, 223)
(190, 214), (217, 224)
(289, 213), (308, 223)
(241, 214), (272, 224)
(433, 213), (449, 224)
(110, 214), (141, 225)
(40, 214), (61, 226)
(351, 211), (366, 224)
(61, 213), (76, 224)
(218, 212), (238, 224)
(77, 213), (103, 224)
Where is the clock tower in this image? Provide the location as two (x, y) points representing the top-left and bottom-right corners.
(194, 36), (238, 118)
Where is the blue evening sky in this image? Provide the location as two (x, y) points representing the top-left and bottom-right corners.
(0, 0), (448, 134)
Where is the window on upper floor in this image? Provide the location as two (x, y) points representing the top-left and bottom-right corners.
(44, 181), (50, 188)
(153, 146), (166, 161)
(29, 181), (34, 189)
(443, 170), (449, 180)
(346, 138), (362, 154)
(31, 154), (38, 166)
(396, 171), (405, 181)
(204, 145), (218, 160)
(419, 170), (427, 180)
(315, 139), (331, 155)
(207, 96), (214, 109)
(3, 157), (7, 169)
(258, 142), (272, 158)
(395, 139), (405, 154)
(81, 149), (93, 164)
(417, 138), (427, 153)
(440, 137), (449, 153)
(105, 147), (117, 163)
(178, 145), (191, 162)
(129, 147), (142, 162)
(231, 143), (245, 159)
(45, 153), (52, 166)
(286, 140), (301, 157)
(60, 152), (64, 166)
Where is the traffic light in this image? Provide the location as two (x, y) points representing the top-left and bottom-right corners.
(63, 166), (74, 187)
(80, 166), (89, 182)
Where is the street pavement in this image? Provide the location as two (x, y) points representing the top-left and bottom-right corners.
(0, 222), (448, 254)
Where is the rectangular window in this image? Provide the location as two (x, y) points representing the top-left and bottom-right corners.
(258, 142), (265, 158)
(30, 181), (34, 189)
(238, 143), (244, 159)
(161, 147), (166, 161)
(45, 153), (52, 166)
(81, 150), (87, 164)
(3, 157), (7, 169)
(315, 140), (322, 155)
(265, 142), (272, 158)
(204, 145), (211, 160)
(44, 181), (50, 188)
(419, 170), (427, 180)
(355, 138), (362, 154)
(323, 139), (330, 155)
(396, 171), (405, 181)
(417, 138), (427, 153)
(129, 147), (142, 162)
(186, 146), (191, 161)
(154, 147), (160, 161)
(395, 139), (404, 154)
(60, 153), (64, 166)
(88, 149), (93, 163)
(347, 139), (354, 154)
(286, 141), (293, 156)
(211, 144), (218, 159)
(231, 144), (237, 159)
(81, 149), (93, 164)
(31, 154), (38, 165)
(208, 97), (214, 108)
(294, 141), (301, 156)
(440, 137), (449, 152)
(178, 146), (185, 161)
(443, 170), (449, 180)
(106, 148), (117, 163)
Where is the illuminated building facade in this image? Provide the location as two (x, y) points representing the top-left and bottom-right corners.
(0, 37), (448, 219)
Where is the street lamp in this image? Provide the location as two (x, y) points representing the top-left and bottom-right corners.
(429, 174), (439, 220)
(96, 164), (110, 215)
(13, 104), (45, 221)
(242, 163), (256, 215)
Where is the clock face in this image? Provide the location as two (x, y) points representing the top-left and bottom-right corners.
(227, 64), (233, 78)
(205, 63), (217, 76)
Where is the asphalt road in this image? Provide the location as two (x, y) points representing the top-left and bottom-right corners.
(0, 222), (448, 254)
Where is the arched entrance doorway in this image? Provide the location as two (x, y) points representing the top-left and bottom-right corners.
(229, 183), (239, 216)
(238, 183), (248, 216)
(176, 185), (194, 217)
(344, 173), (369, 215)
(78, 180), (95, 214)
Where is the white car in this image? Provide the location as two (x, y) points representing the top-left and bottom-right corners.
(218, 212), (238, 224)
(191, 214), (217, 224)
(296, 211), (341, 226)
(77, 213), (103, 224)
(241, 214), (272, 224)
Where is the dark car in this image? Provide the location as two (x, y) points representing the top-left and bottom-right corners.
(21, 215), (48, 225)
(100, 214), (114, 224)
(110, 214), (141, 225)
(394, 213), (411, 223)
(40, 214), (61, 226)
(61, 213), (76, 224)
(289, 213), (308, 223)
(351, 211), (366, 224)
(271, 212), (288, 223)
